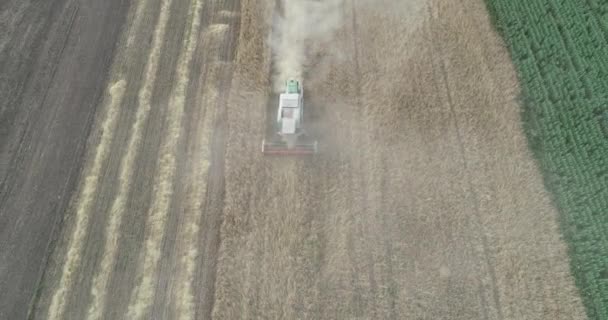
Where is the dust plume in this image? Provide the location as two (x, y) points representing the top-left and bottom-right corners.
(271, 0), (344, 91)
(269, 0), (427, 92)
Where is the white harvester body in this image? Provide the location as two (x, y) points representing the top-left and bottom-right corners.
(277, 92), (302, 134)
(262, 79), (318, 155)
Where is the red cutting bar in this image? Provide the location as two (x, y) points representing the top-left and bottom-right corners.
(263, 147), (316, 155)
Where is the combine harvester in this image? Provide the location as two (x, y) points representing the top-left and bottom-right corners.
(262, 79), (318, 155)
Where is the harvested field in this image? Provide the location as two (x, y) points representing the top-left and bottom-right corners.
(0, 0), (587, 319)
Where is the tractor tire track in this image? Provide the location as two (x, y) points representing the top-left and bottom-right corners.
(194, 12), (242, 320)
(352, 1), (494, 317)
(347, 2), (384, 318)
(426, 1), (586, 318)
(426, 2), (501, 317)
(426, 2), (493, 318)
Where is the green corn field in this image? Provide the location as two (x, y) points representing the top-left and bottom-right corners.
(485, 0), (608, 318)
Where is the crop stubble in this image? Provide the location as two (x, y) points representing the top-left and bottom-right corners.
(30, 0), (241, 319)
(12, 0), (587, 318)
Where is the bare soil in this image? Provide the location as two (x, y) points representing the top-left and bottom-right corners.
(0, 1), (128, 318)
(0, 0), (586, 319)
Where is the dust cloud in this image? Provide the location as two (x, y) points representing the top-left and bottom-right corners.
(270, 0), (343, 91)
(269, 0), (427, 93)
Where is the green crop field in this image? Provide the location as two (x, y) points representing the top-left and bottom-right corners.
(484, 0), (608, 318)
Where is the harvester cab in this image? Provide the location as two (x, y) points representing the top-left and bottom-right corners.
(262, 79), (318, 155)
